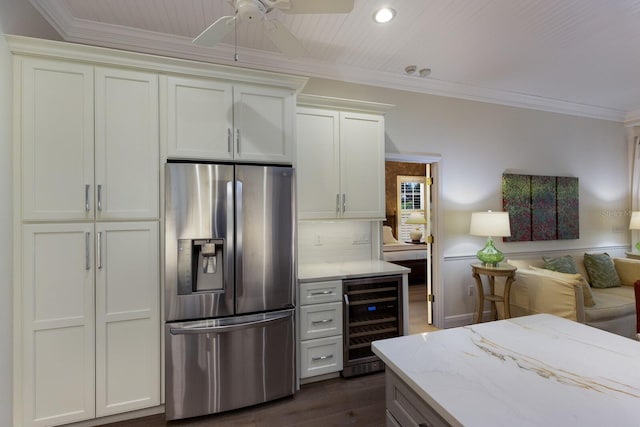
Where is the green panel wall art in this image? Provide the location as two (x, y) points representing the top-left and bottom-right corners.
(502, 173), (579, 242)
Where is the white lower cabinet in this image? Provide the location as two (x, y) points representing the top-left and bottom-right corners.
(299, 280), (343, 380)
(21, 222), (160, 426)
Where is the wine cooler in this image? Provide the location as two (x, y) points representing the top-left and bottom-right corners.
(342, 275), (403, 377)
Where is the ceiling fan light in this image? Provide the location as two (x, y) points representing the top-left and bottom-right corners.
(373, 7), (395, 24)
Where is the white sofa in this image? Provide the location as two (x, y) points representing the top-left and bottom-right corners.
(503, 255), (638, 339)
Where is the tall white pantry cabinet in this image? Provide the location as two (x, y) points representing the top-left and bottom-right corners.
(9, 35), (309, 427)
(15, 56), (160, 426)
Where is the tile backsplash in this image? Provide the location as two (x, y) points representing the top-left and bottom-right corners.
(298, 221), (378, 264)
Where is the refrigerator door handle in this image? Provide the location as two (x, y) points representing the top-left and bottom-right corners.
(236, 179), (243, 296)
(169, 312), (290, 335)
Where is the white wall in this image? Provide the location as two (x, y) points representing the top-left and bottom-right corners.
(0, 30), (13, 426)
(303, 78), (629, 326)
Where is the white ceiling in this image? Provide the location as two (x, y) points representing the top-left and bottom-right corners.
(10, 0), (640, 122)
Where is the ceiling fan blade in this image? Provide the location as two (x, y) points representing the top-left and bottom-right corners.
(281, 0), (354, 14)
(264, 19), (307, 59)
(193, 15), (236, 46)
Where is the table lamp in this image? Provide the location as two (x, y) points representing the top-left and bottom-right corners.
(629, 211), (640, 251)
(469, 210), (511, 266)
(406, 212), (427, 242)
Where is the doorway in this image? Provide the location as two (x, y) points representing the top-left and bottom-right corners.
(384, 153), (442, 332)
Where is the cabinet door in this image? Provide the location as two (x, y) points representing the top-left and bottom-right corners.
(22, 223), (95, 426)
(95, 68), (159, 220)
(339, 112), (385, 219)
(233, 85), (294, 164)
(21, 58), (94, 221)
(95, 222), (160, 416)
(165, 76), (233, 161)
(296, 108), (341, 219)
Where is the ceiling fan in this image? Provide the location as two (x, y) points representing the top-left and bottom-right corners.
(193, 0), (355, 58)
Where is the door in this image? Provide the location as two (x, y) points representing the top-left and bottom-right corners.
(233, 85), (294, 164)
(95, 222), (160, 416)
(95, 67), (159, 220)
(164, 75), (234, 161)
(340, 112), (385, 219)
(165, 163), (235, 321)
(165, 310), (295, 420)
(21, 57), (94, 221)
(236, 165), (295, 314)
(22, 223), (95, 426)
(296, 107), (341, 219)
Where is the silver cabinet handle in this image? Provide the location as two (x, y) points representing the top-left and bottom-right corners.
(85, 232), (90, 270)
(236, 128), (241, 153)
(310, 290), (333, 296)
(342, 193), (346, 213)
(227, 128), (232, 153)
(85, 184), (90, 212)
(97, 231), (102, 270)
(336, 194), (340, 214)
(311, 319), (333, 325)
(311, 354), (334, 361)
(97, 185), (102, 211)
(344, 294), (350, 305)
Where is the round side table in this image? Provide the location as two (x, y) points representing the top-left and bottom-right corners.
(471, 263), (517, 323)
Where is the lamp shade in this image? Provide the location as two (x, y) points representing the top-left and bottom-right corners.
(629, 212), (640, 230)
(469, 211), (511, 237)
(405, 212), (427, 225)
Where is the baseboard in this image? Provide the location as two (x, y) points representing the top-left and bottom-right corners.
(66, 405), (165, 426)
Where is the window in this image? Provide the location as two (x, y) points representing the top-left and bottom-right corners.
(397, 176), (426, 241)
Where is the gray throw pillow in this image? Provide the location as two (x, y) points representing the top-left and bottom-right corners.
(542, 255), (578, 274)
(583, 253), (621, 288)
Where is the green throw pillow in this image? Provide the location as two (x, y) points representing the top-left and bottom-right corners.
(542, 255), (578, 274)
(583, 253), (621, 288)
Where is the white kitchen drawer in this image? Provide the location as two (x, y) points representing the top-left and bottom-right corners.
(300, 302), (342, 340)
(300, 336), (343, 378)
(300, 280), (342, 305)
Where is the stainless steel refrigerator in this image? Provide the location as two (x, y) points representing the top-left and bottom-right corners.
(164, 162), (295, 421)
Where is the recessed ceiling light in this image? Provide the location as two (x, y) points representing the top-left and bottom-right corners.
(373, 7), (395, 24)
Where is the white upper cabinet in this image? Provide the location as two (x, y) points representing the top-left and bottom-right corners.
(233, 84), (294, 163)
(164, 76), (295, 164)
(339, 111), (385, 219)
(296, 108), (341, 219)
(21, 57), (95, 221)
(20, 60), (159, 221)
(164, 76), (234, 161)
(95, 67), (159, 220)
(296, 103), (387, 220)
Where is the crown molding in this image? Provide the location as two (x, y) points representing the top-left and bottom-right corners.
(624, 109), (640, 127)
(26, 0), (629, 122)
(297, 94), (394, 114)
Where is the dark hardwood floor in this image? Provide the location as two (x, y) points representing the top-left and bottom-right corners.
(102, 372), (386, 427)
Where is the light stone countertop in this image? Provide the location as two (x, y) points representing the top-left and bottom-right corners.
(372, 314), (640, 427)
(298, 260), (409, 283)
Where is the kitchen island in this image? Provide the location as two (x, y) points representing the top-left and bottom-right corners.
(372, 314), (640, 427)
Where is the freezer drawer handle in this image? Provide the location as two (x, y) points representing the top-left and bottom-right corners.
(311, 354), (334, 362)
(311, 319), (333, 325)
(310, 290), (333, 296)
(169, 312), (290, 335)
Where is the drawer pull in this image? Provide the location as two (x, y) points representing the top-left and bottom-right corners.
(310, 290), (333, 296)
(311, 319), (333, 325)
(311, 354), (334, 361)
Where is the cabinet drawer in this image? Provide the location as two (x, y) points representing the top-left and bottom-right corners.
(300, 336), (343, 378)
(300, 280), (342, 305)
(300, 302), (342, 340)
